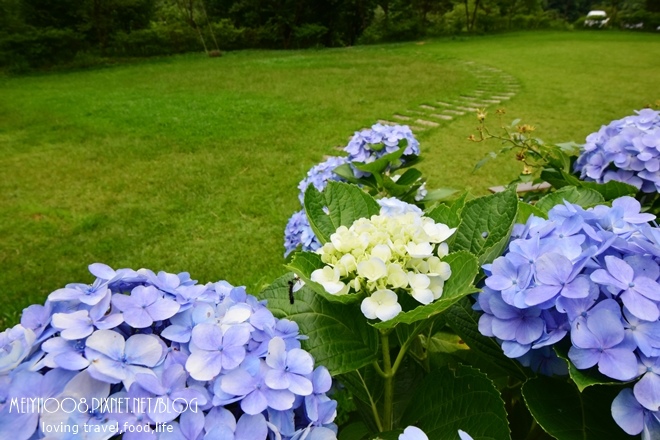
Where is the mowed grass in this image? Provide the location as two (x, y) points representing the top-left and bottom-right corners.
(0, 31), (658, 328)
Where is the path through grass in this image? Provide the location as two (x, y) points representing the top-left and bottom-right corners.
(0, 31), (658, 327)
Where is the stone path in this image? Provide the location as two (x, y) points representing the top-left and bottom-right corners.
(377, 61), (520, 132)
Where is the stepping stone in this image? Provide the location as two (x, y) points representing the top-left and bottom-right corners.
(460, 96), (478, 100)
(501, 92), (516, 96)
(455, 106), (478, 112)
(415, 119), (439, 127)
(393, 114), (412, 121)
(419, 104), (436, 110)
(480, 99), (501, 104)
(430, 114), (453, 120)
(435, 101), (453, 107)
(378, 119), (399, 126)
(443, 109), (465, 116)
(473, 90), (485, 94)
(490, 95), (510, 100)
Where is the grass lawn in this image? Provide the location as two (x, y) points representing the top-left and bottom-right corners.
(0, 31), (658, 328)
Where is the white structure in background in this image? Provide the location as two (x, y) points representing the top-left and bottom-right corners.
(585, 10), (609, 27)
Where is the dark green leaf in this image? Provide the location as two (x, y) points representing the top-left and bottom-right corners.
(535, 186), (604, 213)
(517, 201), (547, 223)
(352, 148), (405, 175)
(338, 422), (370, 440)
(453, 187), (518, 265)
(474, 151), (497, 172)
(394, 168), (423, 186)
(372, 252), (479, 329)
(580, 180), (638, 200)
(260, 274), (378, 375)
(445, 298), (530, 382)
(285, 252), (363, 305)
(401, 365), (511, 440)
(522, 376), (628, 440)
(304, 182), (381, 244)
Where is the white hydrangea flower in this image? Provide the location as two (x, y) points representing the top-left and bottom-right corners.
(312, 211), (455, 320)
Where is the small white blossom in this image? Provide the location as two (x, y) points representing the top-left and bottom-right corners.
(361, 290), (402, 321)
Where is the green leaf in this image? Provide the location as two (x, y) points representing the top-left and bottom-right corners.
(453, 187), (518, 266)
(555, 344), (623, 392)
(338, 422), (370, 440)
(260, 274), (378, 375)
(422, 331), (470, 354)
(580, 180), (638, 200)
(474, 151), (497, 172)
(522, 376), (628, 440)
(304, 181), (381, 243)
(286, 252), (362, 305)
(352, 148), (405, 175)
(425, 204), (460, 229)
(333, 163), (366, 185)
(419, 187), (458, 202)
(401, 365), (511, 440)
(516, 201), (547, 223)
(444, 298), (530, 382)
(372, 251), (479, 329)
(535, 186), (604, 213)
(393, 168), (423, 186)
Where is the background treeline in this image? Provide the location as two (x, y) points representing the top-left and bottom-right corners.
(1, 0), (659, 70)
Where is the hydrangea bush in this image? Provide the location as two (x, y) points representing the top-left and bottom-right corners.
(0, 264), (337, 440)
(575, 109), (660, 193)
(284, 123), (437, 257)
(477, 196), (660, 438)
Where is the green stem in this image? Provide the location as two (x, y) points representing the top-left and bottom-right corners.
(356, 370), (383, 432)
(380, 329), (394, 431)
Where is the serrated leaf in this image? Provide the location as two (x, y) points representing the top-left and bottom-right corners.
(304, 182), (381, 244)
(522, 376), (628, 440)
(580, 180), (638, 200)
(425, 204), (461, 228)
(260, 274), (378, 375)
(445, 298), (529, 382)
(517, 201), (547, 223)
(555, 344), (623, 392)
(453, 187), (518, 266)
(286, 252), (363, 305)
(535, 186), (604, 213)
(372, 251), (479, 329)
(401, 364), (511, 440)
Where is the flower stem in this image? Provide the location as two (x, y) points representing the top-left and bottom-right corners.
(380, 329), (394, 431)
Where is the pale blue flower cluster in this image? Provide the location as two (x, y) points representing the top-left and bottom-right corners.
(284, 209), (322, 257)
(345, 123), (420, 178)
(575, 108), (660, 192)
(476, 196), (660, 438)
(0, 264), (337, 440)
(297, 157), (350, 205)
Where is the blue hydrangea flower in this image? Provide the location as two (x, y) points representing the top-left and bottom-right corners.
(345, 123), (420, 178)
(0, 264), (337, 440)
(575, 109), (660, 193)
(477, 196), (660, 438)
(284, 209), (322, 257)
(298, 156), (349, 204)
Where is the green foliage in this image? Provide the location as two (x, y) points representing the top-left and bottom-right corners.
(260, 273), (379, 375)
(400, 365), (511, 439)
(522, 376), (629, 439)
(453, 187), (518, 266)
(304, 181), (381, 244)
